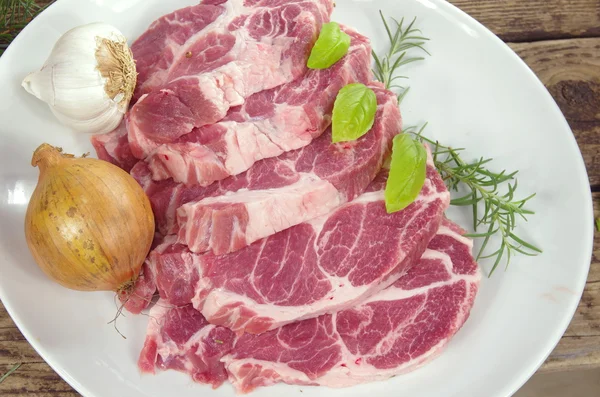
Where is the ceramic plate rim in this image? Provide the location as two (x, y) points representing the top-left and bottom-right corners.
(0, 1), (594, 396)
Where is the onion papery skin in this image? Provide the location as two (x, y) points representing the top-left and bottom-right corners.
(24, 144), (155, 292)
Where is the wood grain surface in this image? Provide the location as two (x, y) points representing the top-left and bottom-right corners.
(453, 0), (600, 42)
(1, 0), (599, 395)
(509, 38), (600, 187)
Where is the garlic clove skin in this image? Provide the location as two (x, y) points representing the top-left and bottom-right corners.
(21, 22), (136, 135)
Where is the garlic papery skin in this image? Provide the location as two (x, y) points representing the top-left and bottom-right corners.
(22, 22), (137, 135)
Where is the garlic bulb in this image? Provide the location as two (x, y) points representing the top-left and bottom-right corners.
(22, 23), (137, 135)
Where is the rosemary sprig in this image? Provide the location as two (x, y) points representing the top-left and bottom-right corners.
(372, 11), (430, 103)
(0, 0), (52, 55)
(374, 12), (541, 275)
(410, 125), (542, 275)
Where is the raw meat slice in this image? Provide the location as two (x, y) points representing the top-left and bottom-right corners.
(137, 303), (236, 388)
(150, 153), (450, 334)
(131, 1), (227, 102)
(137, 219), (480, 392)
(90, 120), (137, 172)
(129, 82), (399, 245)
(175, 83), (400, 255)
(144, 26), (372, 186)
(132, 0), (332, 101)
(127, 0), (334, 159)
(224, 219), (481, 392)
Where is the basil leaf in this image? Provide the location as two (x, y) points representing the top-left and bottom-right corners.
(385, 134), (427, 213)
(331, 83), (377, 143)
(307, 22), (351, 69)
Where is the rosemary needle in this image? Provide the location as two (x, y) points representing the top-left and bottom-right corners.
(372, 11), (430, 103)
(410, 125), (542, 275)
(0, 363), (22, 384)
(0, 0), (50, 55)
(374, 12), (541, 275)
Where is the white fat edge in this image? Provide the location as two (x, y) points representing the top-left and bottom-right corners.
(258, 111), (313, 153)
(166, 186), (185, 235)
(221, 109), (312, 177)
(222, 122), (280, 174)
(199, 274), (372, 329)
(171, 145), (224, 186)
(199, 71), (234, 111)
(189, 252), (212, 308)
(148, 145), (190, 183)
(214, 60), (247, 106)
(362, 250), (480, 305)
(435, 224), (475, 250)
(223, 356), (314, 390)
(96, 129), (121, 154)
(221, 121), (256, 174)
(427, 224), (483, 282)
(153, 235), (179, 254)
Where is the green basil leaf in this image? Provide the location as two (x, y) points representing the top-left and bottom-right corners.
(331, 83), (377, 143)
(385, 134), (427, 213)
(307, 22), (351, 69)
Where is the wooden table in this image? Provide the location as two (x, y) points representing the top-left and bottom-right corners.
(1, 0), (599, 395)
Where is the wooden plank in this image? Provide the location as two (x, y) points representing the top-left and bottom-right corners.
(0, 338), (44, 366)
(0, 303), (15, 329)
(541, 192), (600, 372)
(449, 0), (600, 42)
(509, 38), (600, 188)
(0, 363), (77, 396)
(543, 335), (600, 373)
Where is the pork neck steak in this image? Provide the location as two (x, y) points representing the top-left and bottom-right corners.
(144, 27), (372, 186)
(127, 0), (334, 159)
(148, 154), (450, 334)
(225, 219), (481, 392)
(173, 84), (399, 254)
(137, 219), (480, 391)
(131, 83), (400, 255)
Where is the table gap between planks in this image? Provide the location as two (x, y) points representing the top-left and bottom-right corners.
(1, 0), (599, 395)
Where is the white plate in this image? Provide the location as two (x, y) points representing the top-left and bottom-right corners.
(0, 0), (593, 396)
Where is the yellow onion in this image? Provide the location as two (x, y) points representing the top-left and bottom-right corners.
(24, 143), (154, 292)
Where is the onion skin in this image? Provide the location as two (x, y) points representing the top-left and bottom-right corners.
(24, 144), (155, 292)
